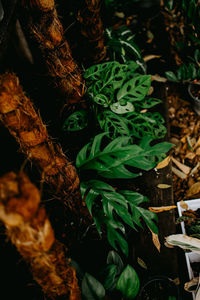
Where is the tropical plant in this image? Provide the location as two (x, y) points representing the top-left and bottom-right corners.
(81, 250), (140, 299)
(63, 61), (166, 141)
(165, 49), (200, 83)
(105, 26), (146, 73)
(63, 60), (172, 257)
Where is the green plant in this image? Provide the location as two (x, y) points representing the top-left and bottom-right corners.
(105, 26), (146, 73)
(63, 61), (172, 257)
(64, 61), (166, 141)
(165, 49), (200, 82)
(82, 250), (140, 299)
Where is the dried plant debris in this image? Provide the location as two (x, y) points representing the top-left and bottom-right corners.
(0, 171), (81, 300)
(167, 91), (200, 202)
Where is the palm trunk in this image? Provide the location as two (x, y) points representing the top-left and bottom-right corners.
(0, 171), (81, 300)
(78, 0), (106, 65)
(20, 0), (85, 104)
(0, 73), (89, 231)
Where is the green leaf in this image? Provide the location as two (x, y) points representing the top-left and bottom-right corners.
(97, 110), (130, 139)
(107, 250), (124, 274)
(163, 0), (174, 10)
(62, 110), (88, 131)
(136, 97), (162, 109)
(119, 190), (158, 233)
(82, 273), (105, 300)
(76, 133), (173, 178)
(103, 264), (118, 290)
(117, 75), (151, 102)
(116, 265), (140, 299)
(110, 101), (135, 114)
(94, 94), (109, 107)
(165, 71), (178, 82)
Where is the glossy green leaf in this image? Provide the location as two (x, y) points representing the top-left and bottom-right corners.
(94, 94), (109, 107)
(116, 265), (140, 299)
(117, 75), (151, 102)
(103, 264), (118, 290)
(110, 101), (134, 114)
(119, 190), (158, 233)
(107, 250), (124, 274)
(76, 133), (173, 178)
(62, 110), (88, 131)
(97, 110), (130, 139)
(165, 71), (178, 82)
(135, 97), (162, 109)
(82, 273), (105, 300)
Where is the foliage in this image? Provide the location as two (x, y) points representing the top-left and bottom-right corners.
(165, 50), (200, 82)
(82, 250), (140, 299)
(77, 133), (172, 179)
(105, 26), (146, 72)
(80, 179), (158, 256)
(64, 61), (166, 141)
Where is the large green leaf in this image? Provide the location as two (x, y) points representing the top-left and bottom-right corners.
(102, 264), (118, 290)
(116, 265), (140, 299)
(82, 273), (105, 300)
(117, 75), (151, 102)
(119, 190), (158, 234)
(76, 133), (173, 179)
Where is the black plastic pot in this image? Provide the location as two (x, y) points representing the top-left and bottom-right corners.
(188, 82), (200, 115)
(137, 275), (181, 300)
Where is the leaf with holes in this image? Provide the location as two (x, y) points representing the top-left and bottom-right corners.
(84, 61), (117, 81)
(62, 110), (88, 131)
(94, 94), (110, 107)
(119, 190), (158, 234)
(97, 110), (130, 139)
(117, 75), (151, 102)
(134, 97), (162, 109)
(76, 133), (173, 178)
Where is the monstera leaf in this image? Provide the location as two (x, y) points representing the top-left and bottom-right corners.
(76, 133), (173, 179)
(80, 179), (158, 255)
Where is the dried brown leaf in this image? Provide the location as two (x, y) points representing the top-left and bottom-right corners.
(149, 205), (176, 213)
(155, 156), (170, 169)
(157, 184), (171, 189)
(172, 167), (187, 179)
(137, 257), (147, 270)
(143, 54), (161, 62)
(150, 229), (160, 252)
(179, 200), (188, 210)
(187, 182), (200, 197)
(171, 157), (191, 174)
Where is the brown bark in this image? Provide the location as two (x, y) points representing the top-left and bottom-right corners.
(0, 72), (82, 212)
(21, 0), (85, 104)
(0, 171), (81, 299)
(78, 0), (106, 64)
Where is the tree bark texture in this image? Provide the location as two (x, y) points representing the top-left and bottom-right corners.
(21, 0), (85, 104)
(0, 171), (81, 300)
(78, 0), (106, 65)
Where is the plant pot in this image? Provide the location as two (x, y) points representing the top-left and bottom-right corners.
(188, 83), (200, 115)
(138, 275), (181, 300)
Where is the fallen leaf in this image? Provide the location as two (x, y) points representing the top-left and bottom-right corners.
(185, 152), (196, 159)
(155, 156), (170, 169)
(143, 54), (161, 62)
(137, 257), (147, 270)
(157, 184), (171, 189)
(196, 147), (200, 155)
(151, 74), (167, 82)
(193, 136), (200, 150)
(179, 200), (188, 210)
(150, 229), (160, 252)
(186, 182), (200, 197)
(172, 167), (187, 179)
(149, 205), (176, 213)
(171, 157), (191, 174)
(190, 162), (200, 176)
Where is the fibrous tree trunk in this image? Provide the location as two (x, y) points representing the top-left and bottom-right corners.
(0, 171), (81, 300)
(20, 0), (85, 104)
(0, 73), (89, 234)
(78, 0), (106, 65)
